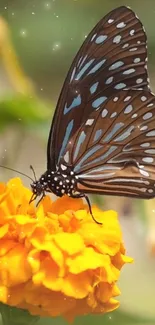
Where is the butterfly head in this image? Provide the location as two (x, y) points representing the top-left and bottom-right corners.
(31, 180), (47, 197)
(30, 173), (50, 202)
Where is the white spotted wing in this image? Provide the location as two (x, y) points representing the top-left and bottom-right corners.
(47, 6), (150, 169)
(61, 89), (155, 198)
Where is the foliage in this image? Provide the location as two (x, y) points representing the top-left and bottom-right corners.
(0, 95), (52, 131)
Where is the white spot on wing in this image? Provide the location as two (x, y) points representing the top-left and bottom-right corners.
(86, 119), (94, 126)
(145, 149), (155, 154)
(132, 113), (137, 118)
(142, 157), (154, 163)
(124, 104), (133, 114)
(123, 68), (135, 75)
(113, 35), (121, 44)
(61, 164), (67, 170)
(108, 19), (114, 23)
(70, 67), (76, 82)
(146, 130), (155, 137)
(140, 169), (149, 177)
(130, 29), (135, 36)
(91, 33), (97, 42)
(64, 151), (69, 163)
(140, 125), (148, 131)
(140, 143), (150, 148)
(141, 96), (147, 101)
(102, 108), (108, 118)
(134, 58), (140, 63)
(143, 112), (153, 120)
(136, 78), (143, 84)
(110, 112), (117, 118)
(95, 35), (107, 44)
(124, 96), (131, 102)
(147, 103), (154, 107)
(116, 22), (126, 28)
(129, 47), (138, 52)
(122, 43), (129, 48)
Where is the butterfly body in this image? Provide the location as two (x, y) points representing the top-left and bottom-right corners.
(31, 6), (155, 208)
(31, 167), (81, 198)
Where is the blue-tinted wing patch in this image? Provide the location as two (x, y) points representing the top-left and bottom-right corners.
(60, 89), (155, 199)
(47, 6), (150, 169)
(61, 89), (155, 181)
(64, 95), (82, 115)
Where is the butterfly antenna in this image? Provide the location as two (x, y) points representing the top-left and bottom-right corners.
(30, 165), (37, 182)
(0, 165), (34, 182)
(84, 195), (102, 225)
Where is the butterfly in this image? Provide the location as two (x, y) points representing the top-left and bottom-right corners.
(31, 6), (155, 220)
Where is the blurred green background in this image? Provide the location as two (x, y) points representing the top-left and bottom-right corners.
(0, 0), (155, 324)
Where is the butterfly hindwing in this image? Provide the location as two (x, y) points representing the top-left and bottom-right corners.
(47, 6), (149, 170)
(60, 89), (155, 199)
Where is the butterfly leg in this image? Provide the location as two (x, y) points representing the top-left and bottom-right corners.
(29, 193), (37, 204)
(36, 193), (46, 206)
(84, 194), (102, 225)
(71, 193), (102, 224)
(29, 192), (45, 206)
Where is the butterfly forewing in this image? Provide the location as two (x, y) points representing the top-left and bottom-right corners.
(47, 6), (149, 169)
(60, 89), (155, 199)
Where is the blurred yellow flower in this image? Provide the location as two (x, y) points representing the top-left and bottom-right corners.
(0, 177), (132, 322)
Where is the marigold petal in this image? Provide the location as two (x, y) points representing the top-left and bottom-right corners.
(0, 193), (16, 216)
(112, 252), (133, 270)
(102, 298), (120, 313)
(15, 214), (36, 225)
(0, 244), (31, 286)
(50, 195), (85, 214)
(0, 285), (8, 304)
(94, 259), (120, 284)
(67, 247), (110, 273)
(58, 212), (82, 233)
(0, 239), (17, 256)
(39, 292), (76, 316)
(8, 284), (26, 305)
(79, 219), (122, 256)
(27, 249), (41, 273)
(0, 177), (133, 321)
(62, 272), (93, 298)
(0, 224), (9, 238)
(64, 299), (92, 322)
(35, 256), (63, 290)
(0, 183), (6, 195)
(96, 282), (114, 303)
(53, 233), (84, 255)
(112, 284), (121, 297)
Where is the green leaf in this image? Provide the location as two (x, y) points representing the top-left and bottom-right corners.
(0, 304), (40, 325)
(0, 306), (154, 325)
(36, 310), (155, 325)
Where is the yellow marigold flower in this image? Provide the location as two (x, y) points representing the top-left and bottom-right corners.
(0, 177), (132, 322)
